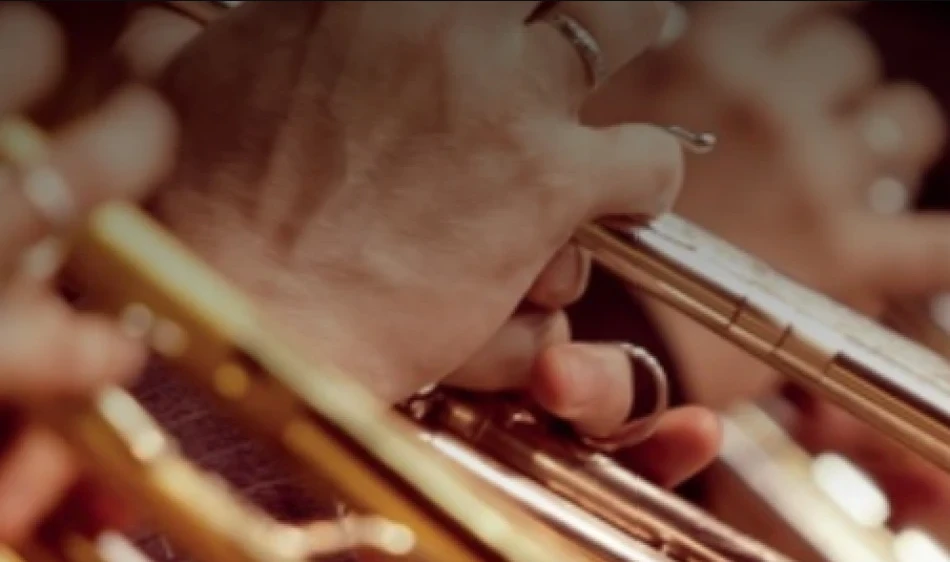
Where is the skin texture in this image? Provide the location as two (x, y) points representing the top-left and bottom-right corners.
(0, 2), (722, 551)
(151, 1), (685, 403)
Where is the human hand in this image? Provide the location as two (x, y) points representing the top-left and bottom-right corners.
(152, 1), (686, 404)
(0, 2), (177, 543)
(585, 1), (946, 407)
(453, 323), (721, 487)
(123, 0), (715, 492)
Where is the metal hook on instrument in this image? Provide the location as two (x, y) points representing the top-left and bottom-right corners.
(663, 125), (717, 155)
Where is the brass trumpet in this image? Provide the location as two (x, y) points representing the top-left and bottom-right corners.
(10, 4), (950, 562)
(2, 147), (790, 562)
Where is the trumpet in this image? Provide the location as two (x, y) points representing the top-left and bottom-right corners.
(1, 119), (798, 561)
(8, 5), (950, 562)
(574, 217), (950, 474)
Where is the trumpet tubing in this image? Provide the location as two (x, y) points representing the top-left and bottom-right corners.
(404, 390), (793, 562)
(48, 201), (595, 562)
(575, 219), (950, 473)
(11, 3), (950, 561)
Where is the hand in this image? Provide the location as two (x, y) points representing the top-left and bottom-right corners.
(448, 308), (721, 488)
(151, 1), (685, 404)
(123, 1), (716, 487)
(0, 2), (177, 543)
(585, 1), (946, 407)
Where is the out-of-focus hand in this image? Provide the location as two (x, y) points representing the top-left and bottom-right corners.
(0, 2), (177, 544)
(584, 0), (950, 530)
(585, 1), (946, 407)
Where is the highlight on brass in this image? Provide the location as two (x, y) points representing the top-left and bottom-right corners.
(5, 2), (950, 562)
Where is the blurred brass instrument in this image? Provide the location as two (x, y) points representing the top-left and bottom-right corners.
(9, 3), (950, 562)
(1, 106), (806, 562)
(713, 399), (950, 562)
(2, 103), (803, 560)
(703, 301), (950, 562)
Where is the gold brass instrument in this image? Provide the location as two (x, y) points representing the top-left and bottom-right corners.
(576, 218), (950, 474)
(714, 399), (950, 562)
(701, 301), (950, 562)
(0, 119), (795, 561)
(11, 2), (950, 562)
(1, 121), (602, 561)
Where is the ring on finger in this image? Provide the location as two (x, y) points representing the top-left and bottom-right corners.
(582, 343), (669, 453)
(541, 12), (608, 91)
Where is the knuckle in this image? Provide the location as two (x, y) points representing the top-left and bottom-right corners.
(529, 250), (590, 309)
(813, 18), (882, 82)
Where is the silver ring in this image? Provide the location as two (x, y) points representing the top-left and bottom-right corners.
(543, 13), (608, 91)
(582, 343), (670, 453)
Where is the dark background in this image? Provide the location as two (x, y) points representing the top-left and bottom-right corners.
(858, 3), (950, 211)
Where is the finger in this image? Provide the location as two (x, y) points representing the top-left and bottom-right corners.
(523, 1), (672, 110)
(843, 212), (950, 297)
(849, 83), (946, 185)
(700, 1), (862, 44)
(777, 18), (880, 109)
(47, 85), (178, 209)
(0, 425), (76, 543)
(0, 299), (145, 396)
(116, 6), (204, 82)
(462, 2), (545, 24)
(553, 1), (672, 76)
(446, 310), (570, 391)
(618, 406), (722, 489)
(0, 85), (177, 272)
(0, 2), (65, 113)
(531, 342), (646, 438)
(526, 244), (591, 310)
(561, 123), (683, 219)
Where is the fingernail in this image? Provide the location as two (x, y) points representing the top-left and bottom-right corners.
(555, 348), (596, 414)
(562, 344), (630, 416)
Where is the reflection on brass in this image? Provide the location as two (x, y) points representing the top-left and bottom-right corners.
(49, 201), (594, 562)
(575, 218), (950, 473)
(1, 117), (594, 561)
(404, 389), (794, 562)
(12, 3), (950, 560)
(717, 400), (950, 562)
